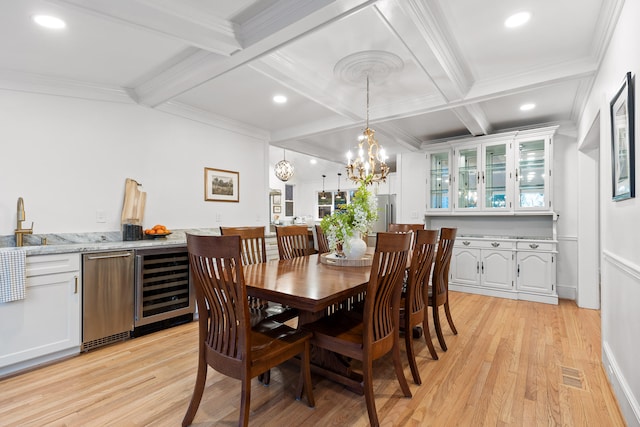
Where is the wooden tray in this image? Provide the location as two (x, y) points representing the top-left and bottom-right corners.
(320, 252), (373, 267)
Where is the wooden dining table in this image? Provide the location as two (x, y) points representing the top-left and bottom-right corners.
(243, 253), (372, 393)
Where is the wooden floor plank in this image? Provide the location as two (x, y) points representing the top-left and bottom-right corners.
(0, 293), (626, 426)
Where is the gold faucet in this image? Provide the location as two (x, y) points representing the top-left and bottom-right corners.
(15, 197), (33, 247)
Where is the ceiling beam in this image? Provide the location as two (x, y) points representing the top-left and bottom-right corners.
(46, 0), (241, 54)
(132, 0), (378, 107)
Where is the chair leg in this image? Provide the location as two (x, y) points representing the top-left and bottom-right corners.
(422, 317), (439, 360)
(296, 341), (315, 407)
(240, 377), (251, 427)
(258, 369), (271, 386)
(404, 324), (421, 385)
(444, 301), (458, 335)
(393, 334), (412, 396)
(433, 306), (448, 352)
(182, 351), (208, 427)
(362, 359), (380, 427)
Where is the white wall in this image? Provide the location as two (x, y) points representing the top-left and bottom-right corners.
(0, 90), (270, 236)
(576, 0), (640, 424)
(553, 133), (579, 300)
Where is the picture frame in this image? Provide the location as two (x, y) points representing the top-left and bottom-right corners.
(273, 205), (281, 214)
(610, 71), (635, 201)
(272, 194), (281, 205)
(204, 167), (239, 202)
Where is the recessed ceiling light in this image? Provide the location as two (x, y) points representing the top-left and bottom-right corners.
(505, 12), (530, 28)
(310, 159), (317, 165)
(520, 103), (536, 111)
(33, 15), (66, 29)
(273, 95), (287, 104)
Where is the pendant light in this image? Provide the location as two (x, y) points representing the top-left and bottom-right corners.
(274, 149), (294, 181)
(320, 174), (327, 200)
(336, 173), (342, 199)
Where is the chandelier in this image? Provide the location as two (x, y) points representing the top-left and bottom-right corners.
(346, 75), (389, 185)
(274, 149), (294, 181)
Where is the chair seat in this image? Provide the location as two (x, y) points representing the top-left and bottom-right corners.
(304, 310), (364, 359)
(251, 320), (311, 367)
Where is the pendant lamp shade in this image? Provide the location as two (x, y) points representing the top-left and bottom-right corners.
(275, 150), (294, 181)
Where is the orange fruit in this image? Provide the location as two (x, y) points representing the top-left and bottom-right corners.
(147, 229), (156, 234)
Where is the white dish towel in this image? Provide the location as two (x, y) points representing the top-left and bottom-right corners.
(0, 249), (26, 303)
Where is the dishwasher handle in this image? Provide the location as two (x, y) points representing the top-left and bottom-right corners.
(86, 252), (132, 260)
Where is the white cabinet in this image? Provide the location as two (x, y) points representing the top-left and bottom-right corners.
(514, 135), (553, 211)
(449, 237), (557, 304)
(516, 241), (556, 298)
(0, 253), (81, 376)
(425, 149), (452, 212)
(454, 140), (512, 212)
(424, 125), (557, 215)
(451, 240), (514, 291)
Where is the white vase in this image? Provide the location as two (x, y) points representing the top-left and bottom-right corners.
(344, 231), (367, 259)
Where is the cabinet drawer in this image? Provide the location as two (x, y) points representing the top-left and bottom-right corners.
(516, 241), (554, 251)
(475, 240), (514, 250)
(26, 253), (80, 277)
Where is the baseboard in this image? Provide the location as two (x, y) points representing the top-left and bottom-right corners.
(556, 283), (576, 300)
(603, 341), (640, 427)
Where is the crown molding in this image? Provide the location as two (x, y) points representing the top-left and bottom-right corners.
(0, 69), (134, 104)
(156, 101), (269, 141)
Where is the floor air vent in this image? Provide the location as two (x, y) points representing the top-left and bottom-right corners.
(82, 331), (130, 352)
(561, 366), (585, 390)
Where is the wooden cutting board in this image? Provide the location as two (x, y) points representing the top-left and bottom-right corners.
(121, 178), (146, 225)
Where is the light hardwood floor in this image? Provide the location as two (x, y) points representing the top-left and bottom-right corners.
(0, 292), (625, 426)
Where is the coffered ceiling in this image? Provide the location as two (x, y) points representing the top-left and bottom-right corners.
(0, 0), (623, 180)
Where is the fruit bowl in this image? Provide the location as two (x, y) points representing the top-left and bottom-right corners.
(145, 232), (172, 239)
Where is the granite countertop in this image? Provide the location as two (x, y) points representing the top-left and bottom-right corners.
(0, 228), (228, 256)
(457, 234), (555, 241)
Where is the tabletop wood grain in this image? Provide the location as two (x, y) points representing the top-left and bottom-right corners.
(244, 254), (370, 313)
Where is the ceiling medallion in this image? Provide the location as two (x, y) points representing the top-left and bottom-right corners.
(333, 50), (404, 85)
(274, 150), (294, 181)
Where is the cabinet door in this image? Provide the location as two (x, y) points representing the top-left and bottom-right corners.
(0, 266), (81, 371)
(481, 250), (513, 289)
(426, 150), (451, 211)
(482, 141), (512, 211)
(451, 247), (480, 285)
(515, 137), (551, 211)
(455, 146), (480, 210)
(516, 251), (553, 293)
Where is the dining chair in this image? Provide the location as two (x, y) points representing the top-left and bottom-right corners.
(315, 224), (330, 254)
(220, 226), (299, 385)
(303, 232), (412, 427)
(429, 227), (458, 351)
(275, 225), (315, 260)
(400, 229), (439, 385)
(182, 234), (314, 427)
(388, 223), (424, 249)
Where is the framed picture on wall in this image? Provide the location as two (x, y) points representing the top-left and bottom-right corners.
(272, 194), (281, 205)
(610, 71), (635, 201)
(273, 205), (281, 214)
(204, 167), (239, 202)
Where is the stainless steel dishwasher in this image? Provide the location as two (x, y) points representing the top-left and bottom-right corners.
(82, 250), (134, 351)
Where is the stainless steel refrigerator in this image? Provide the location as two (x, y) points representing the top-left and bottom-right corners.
(371, 194), (396, 233)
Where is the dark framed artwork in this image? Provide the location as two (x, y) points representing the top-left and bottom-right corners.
(204, 167), (239, 202)
(610, 71), (635, 201)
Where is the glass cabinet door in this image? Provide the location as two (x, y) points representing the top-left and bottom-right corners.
(483, 143), (508, 210)
(516, 139), (547, 209)
(456, 147), (479, 209)
(428, 151), (450, 210)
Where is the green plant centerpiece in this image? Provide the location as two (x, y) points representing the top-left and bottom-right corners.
(320, 181), (378, 257)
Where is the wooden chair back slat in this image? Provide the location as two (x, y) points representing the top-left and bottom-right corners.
(276, 225), (314, 260)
